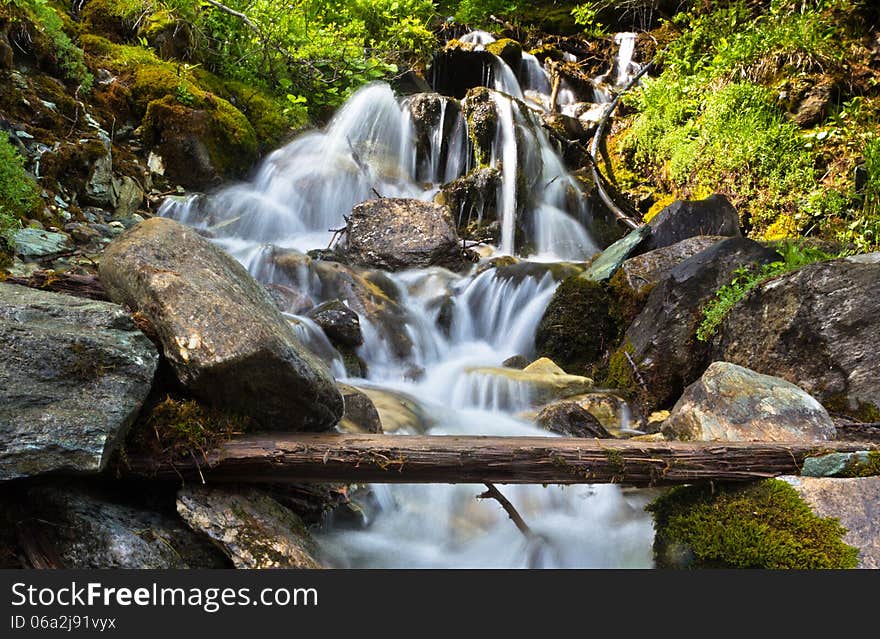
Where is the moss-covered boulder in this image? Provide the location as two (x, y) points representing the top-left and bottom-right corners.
(535, 276), (618, 376)
(485, 38), (523, 70)
(141, 93), (257, 189)
(462, 86), (497, 167)
(648, 479), (860, 569)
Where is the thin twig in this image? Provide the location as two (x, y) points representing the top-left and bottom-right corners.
(624, 350), (648, 391)
(478, 482), (534, 540)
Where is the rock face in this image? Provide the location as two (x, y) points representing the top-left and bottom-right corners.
(0, 284), (158, 481)
(13, 228), (73, 260)
(435, 167), (500, 240)
(622, 237), (779, 409)
(307, 299), (362, 347)
(641, 194), (741, 253)
(176, 486), (322, 569)
(662, 362), (836, 442)
(782, 475), (880, 569)
(343, 198), (466, 272)
(19, 484), (227, 568)
(535, 401), (611, 438)
(99, 217), (343, 431)
(616, 236), (725, 296)
(428, 43), (499, 99)
(713, 256), (880, 421)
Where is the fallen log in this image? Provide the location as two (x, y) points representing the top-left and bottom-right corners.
(4, 271), (109, 301)
(123, 434), (878, 487)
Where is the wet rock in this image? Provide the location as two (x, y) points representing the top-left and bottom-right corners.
(356, 386), (435, 434)
(99, 217), (343, 431)
(462, 86), (498, 166)
(0, 284), (158, 481)
(485, 38), (523, 69)
(12, 228), (72, 260)
(535, 401), (612, 438)
(465, 359), (594, 406)
(662, 362), (836, 442)
(307, 299), (362, 347)
(17, 484), (227, 568)
(781, 475), (880, 568)
(435, 167), (500, 239)
(616, 235), (726, 296)
(713, 255), (880, 421)
(502, 354), (529, 369)
(343, 198), (466, 272)
(177, 486), (322, 569)
(621, 237), (779, 410)
(640, 194), (741, 254)
(337, 383), (383, 434)
(566, 392), (632, 435)
(583, 225), (651, 281)
(309, 260), (413, 360)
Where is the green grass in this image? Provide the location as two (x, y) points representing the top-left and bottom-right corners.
(0, 134), (40, 240)
(619, 0), (875, 243)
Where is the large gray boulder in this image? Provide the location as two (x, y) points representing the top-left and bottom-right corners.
(14, 484), (227, 568)
(177, 486), (322, 569)
(616, 235), (726, 296)
(663, 362), (836, 442)
(99, 217), (343, 431)
(641, 194), (741, 253)
(343, 198), (466, 272)
(622, 237), (779, 410)
(713, 255), (880, 421)
(0, 284), (158, 481)
(781, 475), (880, 569)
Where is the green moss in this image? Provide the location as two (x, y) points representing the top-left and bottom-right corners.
(648, 479), (860, 569)
(485, 38), (522, 68)
(603, 339), (636, 394)
(0, 135), (41, 262)
(534, 275), (618, 377)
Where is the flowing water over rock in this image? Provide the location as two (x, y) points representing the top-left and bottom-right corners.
(161, 32), (655, 568)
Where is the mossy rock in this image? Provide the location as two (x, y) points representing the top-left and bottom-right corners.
(80, 0), (135, 42)
(463, 87), (497, 167)
(648, 479), (860, 569)
(141, 93), (258, 189)
(529, 44), (565, 63)
(485, 38), (522, 69)
(535, 276), (619, 377)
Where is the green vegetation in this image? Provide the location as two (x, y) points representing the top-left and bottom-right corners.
(5, 0), (93, 89)
(620, 0), (880, 249)
(696, 241), (835, 341)
(0, 135), (40, 262)
(648, 479), (860, 569)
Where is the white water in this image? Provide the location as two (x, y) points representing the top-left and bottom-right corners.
(160, 31), (655, 568)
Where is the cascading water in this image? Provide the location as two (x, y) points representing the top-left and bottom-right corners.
(160, 31), (655, 568)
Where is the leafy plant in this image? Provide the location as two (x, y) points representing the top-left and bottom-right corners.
(696, 241), (836, 341)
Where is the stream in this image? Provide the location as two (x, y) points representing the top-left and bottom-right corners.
(160, 31), (657, 568)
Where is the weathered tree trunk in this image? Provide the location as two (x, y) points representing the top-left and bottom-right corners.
(123, 434), (877, 487)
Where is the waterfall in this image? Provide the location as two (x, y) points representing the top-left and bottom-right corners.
(158, 30), (655, 569)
